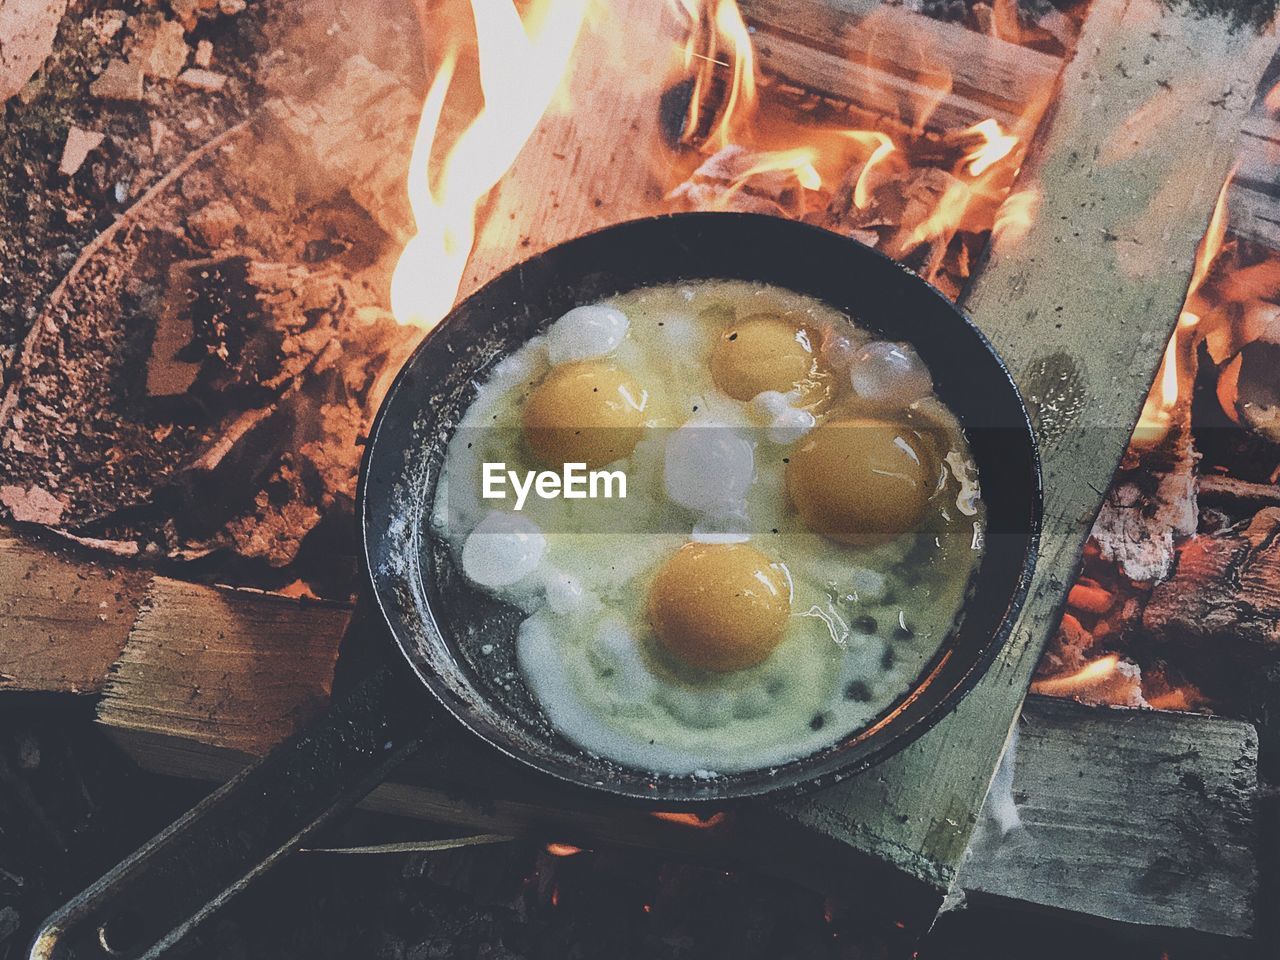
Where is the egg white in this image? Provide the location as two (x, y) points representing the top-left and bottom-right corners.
(430, 281), (984, 775)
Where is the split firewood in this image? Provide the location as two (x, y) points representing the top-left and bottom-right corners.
(1216, 339), (1280, 444)
(1198, 474), (1280, 508)
(824, 158), (965, 282)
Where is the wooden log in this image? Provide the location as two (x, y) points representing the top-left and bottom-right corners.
(769, 0), (1276, 897)
(98, 577), (349, 755)
(958, 696), (1258, 941)
(739, 0), (1060, 132)
(1227, 108), (1280, 249)
(93, 590), (1260, 940)
(1141, 507), (1280, 686)
(0, 533), (148, 694)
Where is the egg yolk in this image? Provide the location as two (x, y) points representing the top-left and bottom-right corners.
(647, 542), (791, 673)
(787, 417), (936, 544)
(710, 314), (833, 410)
(523, 361), (648, 469)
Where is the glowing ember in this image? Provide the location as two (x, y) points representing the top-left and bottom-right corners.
(390, 0), (592, 329)
(650, 811), (728, 828)
(546, 842), (585, 856)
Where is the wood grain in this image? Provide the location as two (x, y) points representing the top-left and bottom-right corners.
(98, 577), (349, 754)
(771, 0), (1277, 889)
(959, 696), (1257, 940)
(9, 0), (1275, 929)
(0, 534), (148, 693)
(1228, 106), (1280, 248)
(741, 0), (1059, 132)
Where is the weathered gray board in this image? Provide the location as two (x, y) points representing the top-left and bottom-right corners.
(769, 0), (1276, 894)
(959, 697), (1258, 941)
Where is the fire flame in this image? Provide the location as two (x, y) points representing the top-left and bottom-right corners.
(842, 131), (896, 210)
(673, 0), (756, 149)
(651, 811), (728, 828)
(992, 188), (1038, 244)
(964, 119), (1018, 176)
(390, 0), (592, 329)
(391, 0), (1041, 333)
(1133, 171), (1232, 443)
(1031, 654), (1120, 696)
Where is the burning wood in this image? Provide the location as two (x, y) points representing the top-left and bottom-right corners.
(666, 144), (818, 217)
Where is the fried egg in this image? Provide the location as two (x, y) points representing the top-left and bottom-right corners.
(430, 280), (984, 774)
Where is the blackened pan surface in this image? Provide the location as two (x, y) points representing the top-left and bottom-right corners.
(359, 212), (1041, 803)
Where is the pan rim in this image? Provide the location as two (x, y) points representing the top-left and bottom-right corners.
(358, 211), (1043, 804)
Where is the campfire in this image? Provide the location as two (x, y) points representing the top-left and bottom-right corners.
(0, 0), (1047, 589)
(1, 0), (1256, 720)
(2, 0), (1278, 955)
(1033, 156), (1280, 714)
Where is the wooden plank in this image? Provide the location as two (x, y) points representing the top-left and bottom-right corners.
(0, 532), (148, 693)
(94, 600), (1260, 940)
(749, 31), (1029, 132)
(741, 0), (1060, 132)
(958, 696), (1258, 940)
(769, 0), (1277, 891)
(1228, 108), (1280, 248)
(98, 577), (349, 754)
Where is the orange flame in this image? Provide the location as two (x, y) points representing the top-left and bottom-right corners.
(842, 131), (896, 210)
(673, 0), (756, 150)
(738, 148), (821, 190)
(390, 0), (592, 329)
(545, 842), (584, 856)
(1133, 170), (1232, 443)
(964, 119), (1018, 176)
(1265, 78), (1280, 115)
(992, 188), (1038, 244)
(651, 811), (728, 828)
(904, 178), (972, 249)
(1031, 655), (1120, 696)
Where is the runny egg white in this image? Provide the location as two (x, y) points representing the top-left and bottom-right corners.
(430, 280), (985, 775)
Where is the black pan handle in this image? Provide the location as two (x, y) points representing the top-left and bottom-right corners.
(29, 663), (424, 960)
